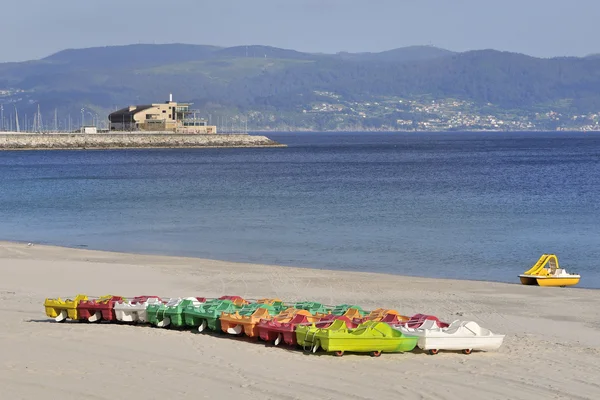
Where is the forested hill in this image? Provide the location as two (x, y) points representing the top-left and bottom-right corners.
(1, 43), (600, 131)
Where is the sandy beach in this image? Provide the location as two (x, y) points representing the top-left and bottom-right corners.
(1, 240), (599, 399)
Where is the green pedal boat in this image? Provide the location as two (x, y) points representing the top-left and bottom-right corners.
(331, 304), (368, 319)
(292, 301), (331, 315)
(183, 299), (240, 332)
(146, 297), (205, 328)
(303, 320), (419, 357)
(164, 297), (206, 328)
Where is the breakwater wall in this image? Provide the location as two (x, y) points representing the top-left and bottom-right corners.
(0, 132), (286, 150)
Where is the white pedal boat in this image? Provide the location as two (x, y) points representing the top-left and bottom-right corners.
(114, 296), (165, 323)
(396, 320), (505, 355)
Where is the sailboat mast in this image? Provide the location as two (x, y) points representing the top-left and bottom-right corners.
(15, 106), (19, 132)
(37, 104), (42, 133)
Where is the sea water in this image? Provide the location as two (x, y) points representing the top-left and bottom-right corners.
(1, 132), (599, 288)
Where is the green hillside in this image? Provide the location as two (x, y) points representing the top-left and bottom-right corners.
(1, 44), (599, 131)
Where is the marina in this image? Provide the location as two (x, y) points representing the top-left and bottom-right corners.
(0, 95), (283, 149)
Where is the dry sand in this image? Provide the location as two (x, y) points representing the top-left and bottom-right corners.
(1, 240), (599, 399)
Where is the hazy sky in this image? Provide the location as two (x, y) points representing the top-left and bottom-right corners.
(1, 0), (598, 62)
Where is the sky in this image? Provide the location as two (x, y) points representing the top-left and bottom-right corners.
(0, 0), (598, 62)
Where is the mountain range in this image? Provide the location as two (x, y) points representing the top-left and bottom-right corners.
(1, 43), (600, 131)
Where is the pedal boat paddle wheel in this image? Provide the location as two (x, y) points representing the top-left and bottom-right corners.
(519, 254), (580, 287)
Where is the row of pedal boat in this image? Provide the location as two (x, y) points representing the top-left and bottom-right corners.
(44, 294), (505, 357)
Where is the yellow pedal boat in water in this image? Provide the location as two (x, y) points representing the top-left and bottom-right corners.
(519, 254), (580, 287)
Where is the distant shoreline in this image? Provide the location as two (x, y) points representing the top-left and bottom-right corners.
(250, 128), (600, 133)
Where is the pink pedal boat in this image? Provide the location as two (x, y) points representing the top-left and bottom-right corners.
(404, 314), (449, 329)
(315, 314), (359, 329)
(352, 308), (408, 326)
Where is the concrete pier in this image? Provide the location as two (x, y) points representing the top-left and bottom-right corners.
(0, 132), (286, 150)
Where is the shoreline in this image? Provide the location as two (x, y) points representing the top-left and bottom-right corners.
(0, 240), (527, 290)
(4, 239), (596, 291)
(1, 240), (599, 398)
(2, 239), (599, 302)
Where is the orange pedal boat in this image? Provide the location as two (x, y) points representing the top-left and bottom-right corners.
(220, 304), (278, 337)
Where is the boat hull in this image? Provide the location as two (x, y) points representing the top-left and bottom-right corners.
(537, 277), (580, 287)
(416, 336), (504, 351)
(519, 275), (580, 287)
(519, 276), (539, 285)
(319, 337), (418, 353)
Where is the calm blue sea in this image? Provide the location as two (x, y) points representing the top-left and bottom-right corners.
(1, 132), (599, 288)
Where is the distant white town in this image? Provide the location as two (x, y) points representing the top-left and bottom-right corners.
(1, 88), (599, 132)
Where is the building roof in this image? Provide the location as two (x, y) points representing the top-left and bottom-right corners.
(108, 105), (154, 122)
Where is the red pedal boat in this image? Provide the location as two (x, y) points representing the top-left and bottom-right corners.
(315, 314), (359, 329)
(78, 295), (125, 322)
(258, 311), (319, 345)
